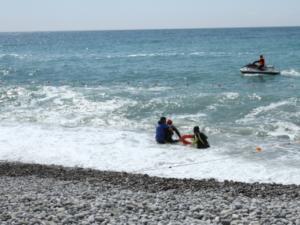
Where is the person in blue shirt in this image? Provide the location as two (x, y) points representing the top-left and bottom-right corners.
(155, 117), (170, 144)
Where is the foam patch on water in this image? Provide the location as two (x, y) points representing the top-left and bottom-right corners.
(0, 53), (29, 60)
(242, 73), (263, 77)
(0, 69), (10, 76)
(268, 121), (300, 141)
(234, 98), (300, 141)
(281, 69), (300, 77)
(190, 52), (206, 56)
(118, 85), (173, 93)
(221, 92), (239, 101)
(100, 51), (236, 59)
(248, 93), (262, 101)
(190, 51), (232, 57)
(204, 92), (240, 111)
(241, 99), (296, 121)
(0, 85), (138, 128)
(127, 53), (185, 58)
(0, 124), (300, 185)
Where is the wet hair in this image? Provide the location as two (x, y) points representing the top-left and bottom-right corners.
(193, 126), (200, 133)
(159, 117), (167, 124)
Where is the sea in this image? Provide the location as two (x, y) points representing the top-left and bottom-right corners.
(0, 27), (300, 184)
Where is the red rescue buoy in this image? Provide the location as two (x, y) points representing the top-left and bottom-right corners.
(180, 134), (194, 145)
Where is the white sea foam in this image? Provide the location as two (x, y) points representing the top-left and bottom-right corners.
(0, 124), (299, 185)
(242, 73), (262, 77)
(0, 69), (10, 76)
(127, 52), (185, 58)
(1, 85), (300, 185)
(92, 51), (238, 59)
(235, 98), (300, 141)
(268, 121), (300, 141)
(128, 53), (156, 57)
(105, 51), (233, 59)
(281, 69), (300, 77)
(206, 92), (239, 109)
(172, 113), (208, 131)
(190, 52), (206, 56)
(240, 99), (296, 122)
(0, 85), (138, 128)
(248, 93), (262, 101)
(118, 85), (172, 93)
(0, 53), (29, 60)
(222, 92), (239, 100)
(189, 52), (231, 57)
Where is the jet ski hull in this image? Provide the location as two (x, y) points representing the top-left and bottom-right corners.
(240, 65), (280, 75)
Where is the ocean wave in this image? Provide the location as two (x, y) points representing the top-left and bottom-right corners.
(242, 73), (262, 77)
(190, 51), (236, 57)
(0, 69), (10, 76)
(248, 93), (262, 101)
(242, 99), (297, 121)
(214, 92), (240, 105)
(0, 53), (29, 60)
(1, 123), (300, 184)
(221, 92), (239, 100)
(126, 51), (235, 58)
(0, 66), (15, 77)
(96, 52), (185, 59)
(281, 69), (300, 77)
(267, 121), (300, 141)
(0, 85), (138, 128)
(127, 53), (156, 57)
(235, 98), (300, 141)
(104, 51), (236, 59)
(116, 85), (172, 93)
(127, 52), (185, 58)
(189, 52), (205, 56)
(19, 51), (239, 62)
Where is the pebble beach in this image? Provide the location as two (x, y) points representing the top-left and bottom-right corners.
(0, 162), (299, 225)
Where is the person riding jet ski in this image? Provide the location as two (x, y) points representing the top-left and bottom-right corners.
(252, 55), (265, 70)
(240, 55), (280, 75)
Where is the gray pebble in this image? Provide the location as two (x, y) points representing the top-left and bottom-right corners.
(0, 162), (299, 225)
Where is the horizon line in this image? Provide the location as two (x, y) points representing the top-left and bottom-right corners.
(0, 25), (299, 34)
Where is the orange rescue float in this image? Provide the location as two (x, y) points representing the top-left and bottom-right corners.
(180, 134), (194, 145)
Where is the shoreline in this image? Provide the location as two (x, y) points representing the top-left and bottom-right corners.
(1, 161), (300, 224)
(1, 161), (299, 198)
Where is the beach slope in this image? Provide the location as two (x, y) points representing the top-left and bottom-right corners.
(0, 162), (299, 224)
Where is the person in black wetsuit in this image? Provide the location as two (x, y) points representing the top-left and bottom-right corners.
(165, 119), (181, 143)
(193, 126), (210, 149)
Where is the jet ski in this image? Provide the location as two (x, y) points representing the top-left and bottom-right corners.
(240, 64), (280, 75)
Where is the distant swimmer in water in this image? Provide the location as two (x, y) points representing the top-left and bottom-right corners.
(193, 126), (210, 149)
(166, 119), (181, 143)
(252, 55), (265, 70)
(155, 117), (172, 144)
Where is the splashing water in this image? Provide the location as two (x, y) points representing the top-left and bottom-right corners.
(1, 28), (300, 184)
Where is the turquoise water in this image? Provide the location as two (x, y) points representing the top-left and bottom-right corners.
(1, 27), (300, 184)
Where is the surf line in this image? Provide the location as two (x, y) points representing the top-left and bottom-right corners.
(133, 151), (264, 174)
